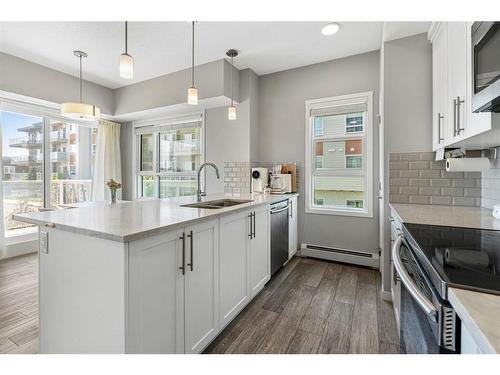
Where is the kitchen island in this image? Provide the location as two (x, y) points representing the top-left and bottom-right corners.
(14, 193), (298, 354)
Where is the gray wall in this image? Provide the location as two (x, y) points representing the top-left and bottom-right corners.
(0, 52), (114, 115)
(382, 33), (432, 292)
(258, 51), (381, 254)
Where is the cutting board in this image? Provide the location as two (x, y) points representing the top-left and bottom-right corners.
(281, 163), (297, 192)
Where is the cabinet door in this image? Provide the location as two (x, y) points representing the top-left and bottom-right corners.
(249, 205), (270, 298)
(447, 22), (468, 143)
(128, 229), (184, 353)
(184, 219), (220, 354)
(288, 196), (298, 258)
(432, 23), (448, 150)
(219, 209), (251, 328)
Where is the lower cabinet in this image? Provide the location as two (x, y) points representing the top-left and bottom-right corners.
(128, 205), (271, 353)
(128, 218), (219, 354)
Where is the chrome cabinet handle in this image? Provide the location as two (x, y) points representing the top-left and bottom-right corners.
(453, 98), (457, 136)
(252, 212), (256, 238)
(179, 232), (186, 275)
(248, 213), (253, 239)
(187, 230), (194, 271)
(437, 113), (444, 142)
(392, 236), (438, 323)
(456, 96), (465, 135)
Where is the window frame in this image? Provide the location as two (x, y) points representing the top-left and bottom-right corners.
(132, 112), (205, 200)
(305, 91), (374, 218)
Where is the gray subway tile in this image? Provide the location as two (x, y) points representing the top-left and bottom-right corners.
(430, 196), (453, 205)
(420, 170), (441, 178)
(452, 197), (478, 207)
(390, 161), (409, 170)
(464, 188), (481, 197)
(390, 178), (409, 187)
(409, 178), (430, 187)
(430, 161), (446, 169)
(409, 195), (430, 204)
(430, 179), (452, 187)
(399, 170), (420, 178)
(389, 186), (400, 195)
(464, 172), (481, 179)
(441, 170), (464, 179)
(441, 187), (464, 197)
(389, 153), (400, 161)
(399, 153), (421, 161)
(419, 187), (441, 196)
(419, 152), (436, 161)
(389, 169), (398, 178)
(409, 161), (429, 170)
(400, 186), (420, 195)
(452, 179), (476, 188)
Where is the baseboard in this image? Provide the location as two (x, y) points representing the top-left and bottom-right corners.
(0, 239), (38, 260)
(381, 290), (393, 302)
(301, 243), (379, 268)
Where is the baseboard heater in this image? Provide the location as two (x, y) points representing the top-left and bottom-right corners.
(300, 243), (379, 268)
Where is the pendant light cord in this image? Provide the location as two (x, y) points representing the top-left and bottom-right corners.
(191, 21), (195, 87)
(125, 21), (128, 54)
(79, 54), (83, 103)
(230, 55), (234, 106)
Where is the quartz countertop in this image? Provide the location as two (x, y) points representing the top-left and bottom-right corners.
(389, 203), (500, 231)
(448, 287), (500, 354)
(14, 193), (298, 243)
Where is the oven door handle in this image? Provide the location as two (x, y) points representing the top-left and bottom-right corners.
(392, 235), (438, 323)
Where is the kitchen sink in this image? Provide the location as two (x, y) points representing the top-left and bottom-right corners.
(181, 199), (253, 209)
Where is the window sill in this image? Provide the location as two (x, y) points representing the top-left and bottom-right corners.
(305, 207), (373, 218)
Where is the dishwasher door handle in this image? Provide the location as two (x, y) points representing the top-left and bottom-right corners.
(270, 206), (289, 214)
(392, 235), (438, 323)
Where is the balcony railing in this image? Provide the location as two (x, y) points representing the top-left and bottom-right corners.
(9, 136), (43, 146)
(9, 152), (68, 164)
(50, 131), (68, 141)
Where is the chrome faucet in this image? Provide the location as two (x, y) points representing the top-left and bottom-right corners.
(197, 162), (220, 201)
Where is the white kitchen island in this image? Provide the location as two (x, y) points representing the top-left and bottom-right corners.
(14, 193), (299, 354)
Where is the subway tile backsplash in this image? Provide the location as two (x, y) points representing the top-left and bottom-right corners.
(389, 152), (481, 207)
(224, 162), (251, 194)
(481, 158), (500, 209)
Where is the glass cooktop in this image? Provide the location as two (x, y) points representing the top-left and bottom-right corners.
(402, 223), (500, 298)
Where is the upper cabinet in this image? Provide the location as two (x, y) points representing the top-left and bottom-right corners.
(430, 22), (492, 151)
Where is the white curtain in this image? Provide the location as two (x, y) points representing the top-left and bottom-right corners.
(91, 119), (122, 202)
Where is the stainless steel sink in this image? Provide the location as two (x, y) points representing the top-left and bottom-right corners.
(181, 199), (253, 209)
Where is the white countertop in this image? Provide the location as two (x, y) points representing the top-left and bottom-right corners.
(14, 193), (298, 243)
(389, 203), (500, 231)
(448, 287), (500, 354)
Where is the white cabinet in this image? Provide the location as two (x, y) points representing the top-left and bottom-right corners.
(183, 219), (219, 354)
(219, 209), (252, 327)
(128, 218), (219, 354)
(430, 22), (491, 150)
(249, 205), (270, 298)
(128, 229), (185, 354)
(288, 195), (298, 259)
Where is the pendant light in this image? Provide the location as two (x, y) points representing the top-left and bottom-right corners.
(119, 21), (134, 79)
(61, 51), (100, 122)
(226, 49), (238, 120)
(187, 21), (198, 105)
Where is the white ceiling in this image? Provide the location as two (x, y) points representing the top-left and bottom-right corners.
(0, 22), (429, 90)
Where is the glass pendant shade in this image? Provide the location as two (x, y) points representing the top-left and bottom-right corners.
(120, 53), (134, 79)
(60, 102), (100, 121)
(188, 86), (198, 105)
(228, 105), (237, 120)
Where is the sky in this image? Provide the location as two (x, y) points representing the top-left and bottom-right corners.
(1, 111), (42, 157)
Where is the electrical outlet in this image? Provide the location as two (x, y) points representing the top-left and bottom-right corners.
(40, 231), (48, 254)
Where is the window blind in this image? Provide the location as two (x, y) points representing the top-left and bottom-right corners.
(310, 102), (367, 117)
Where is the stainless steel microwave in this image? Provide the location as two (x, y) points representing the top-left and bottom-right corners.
(472, 22), (500, 112)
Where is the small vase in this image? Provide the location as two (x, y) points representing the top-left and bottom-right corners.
(110, 189), (117, 205)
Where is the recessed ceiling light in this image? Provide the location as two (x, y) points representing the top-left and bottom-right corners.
(321, 23), (340, 36)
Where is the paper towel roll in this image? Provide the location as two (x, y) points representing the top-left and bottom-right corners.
(445, 157), (490, 172)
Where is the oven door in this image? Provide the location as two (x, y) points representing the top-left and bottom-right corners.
(472, 21), (500, 112)
(392, 236), (459, 354)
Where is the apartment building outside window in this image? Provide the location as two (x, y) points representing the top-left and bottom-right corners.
(305, 91), (373, 217)
(134, 114), (204, 199)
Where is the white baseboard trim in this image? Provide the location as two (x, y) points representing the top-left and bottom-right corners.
(0, 239), (38, 260)
(301, 243), (379, 268)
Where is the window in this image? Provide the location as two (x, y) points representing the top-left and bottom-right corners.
(1, 107), (97, 238)
(305, 92), (373, 217)
(135, 115), (203, 199)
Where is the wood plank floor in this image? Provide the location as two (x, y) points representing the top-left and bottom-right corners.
(0, 253), (38, 354)
(205, 257), (400, 354)
(0, 253), (400, 354)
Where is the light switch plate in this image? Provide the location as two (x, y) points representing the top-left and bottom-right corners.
(40, 231), (48, 254)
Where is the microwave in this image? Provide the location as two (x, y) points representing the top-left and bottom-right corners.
(472, 22), (500, 112)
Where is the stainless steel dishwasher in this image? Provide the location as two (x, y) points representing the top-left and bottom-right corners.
(270, 199), (289, 276)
